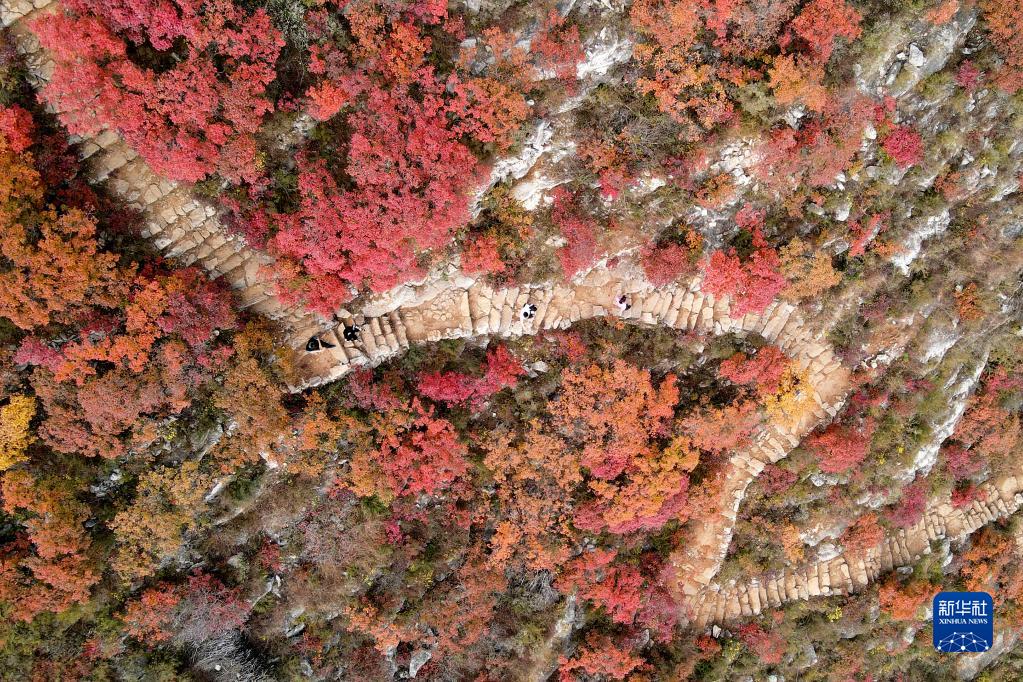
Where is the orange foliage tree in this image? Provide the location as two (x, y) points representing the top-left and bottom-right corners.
(483, 423), (581, 572)
(558, 632), (647, 681)
(878, 576), (938, 621)
(0, 470), (98, 620)
(630, 0), (861, 132)
(841, 512), (885, 554)
(0, 143), (124, 330)
(552, 360), (691, 533)
(980, 0), (1023, 92)
(960, 528), (1023, 623)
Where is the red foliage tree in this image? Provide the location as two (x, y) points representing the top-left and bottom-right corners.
(0, 105), (35, 153)
(418, 345), (524, 408)
(641, 242), (696, 286)
(951, 483), (987, 509)
(33, 1), (283, 183)
(784, 0), (862, 62)
(737, 622), (786, 664)
(943, 443), (986, 480)
(154, 269), (238, 348)
(532, 11), (585, 82)
(307, 81), (352, 122)
(31, 349), (193, 459)
(556, 549), (678, 641)
(952, 367), (1023, 463)
(886, 479), (928, 528)
(583, 563), (645, 625)
(807, 418), (876, 474)
(955, 61), (982, 90)
(847, 213), (889, 258)
(881, 126), (924, 168)
(346, 369), (405, 412)
(269, 84), (481, 313)
(122, 582), (181, 643)
(702, 228), (786, 316)
(755, 96), (874, 197)
(173, 572), (251, 644)
(551, 189), (600, 278)
(760, 463), (798, 495)
(268, 1), (538, 312)
(718, 346), (789, 395)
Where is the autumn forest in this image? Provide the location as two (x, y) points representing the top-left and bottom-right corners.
(2, 0), (1023, 679)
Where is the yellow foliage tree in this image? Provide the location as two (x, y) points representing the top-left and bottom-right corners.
(110, 460), (214, 581)
(779, 237), (842, 300)
(0, 395), (35, 471)
(763, 365), (816, 430)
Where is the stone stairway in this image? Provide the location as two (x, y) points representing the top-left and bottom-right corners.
(293, 266), (846, 388)
(691, 473), (1023, 627)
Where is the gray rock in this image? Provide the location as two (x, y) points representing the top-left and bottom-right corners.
(834, 199), (852, 222)
(409, 650), (432, 678)
(908, 43), (925, 67)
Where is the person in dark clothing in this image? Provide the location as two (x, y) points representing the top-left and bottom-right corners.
(616, 295), (631, 312)
(521, 303), (538, 320)
(343, 324), (361, 342)
(306, 335), (337, 352)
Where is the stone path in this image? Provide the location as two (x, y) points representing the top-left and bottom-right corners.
(301, 264), (853, 595)
(5, 1), (1019, 638)
(691, 473), (1023, 627)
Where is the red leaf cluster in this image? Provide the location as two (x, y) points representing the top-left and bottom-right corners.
(881, 126), (924, 169)
(702, 228), (786, 316)
(417, 345), (524, 408)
